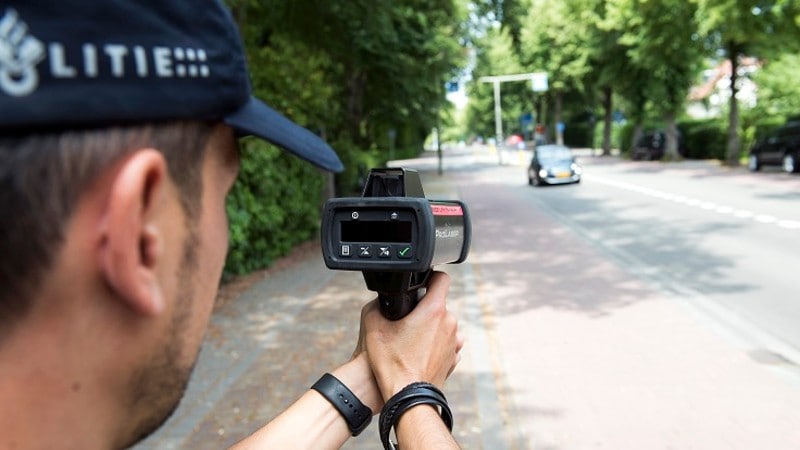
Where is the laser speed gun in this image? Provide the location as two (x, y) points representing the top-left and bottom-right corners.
(321, 168), (471, 320)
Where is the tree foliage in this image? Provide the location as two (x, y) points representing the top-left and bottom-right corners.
(465, 25), (529, 141)
(478, 0), (800, 163)
(221, 0), (800, 275)
(693, 0), (800, 164)
(606, 0), (703, 159)
(520, 0), (594, 144)
(222, 0), (468, 275)
(753, 53), (800, 118)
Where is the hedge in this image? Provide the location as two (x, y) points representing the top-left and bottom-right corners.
(224, 138), (326, 276)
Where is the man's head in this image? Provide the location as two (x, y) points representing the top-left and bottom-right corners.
(0, 121), (213, 326)
(0, 1), (342, 447)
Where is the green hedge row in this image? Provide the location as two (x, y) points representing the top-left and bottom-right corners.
(613, 119), (725, 159)
(224, 138), (326, 276)
(610, 115), (790, 161)
(677, 119), (726, 160)
(223, 136), (391, 277)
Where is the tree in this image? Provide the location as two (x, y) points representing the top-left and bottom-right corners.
(609, 0), (703, 160)
(694, 0), (800, 165)
(520, 0), (593, 145)
(220, 0), (470, 273)
(466, 25), (528, 143)
(585, 0), (630, 155)
(753, 53), (800, 118)
(471, 0), (528, 51)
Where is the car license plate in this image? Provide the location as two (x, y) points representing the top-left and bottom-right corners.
(556, 171), (571, 178)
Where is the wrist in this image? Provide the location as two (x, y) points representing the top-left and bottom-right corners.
(378, 372), (441, 402)
(331, 352), (384, 413)
(378, 382), (454, 450)
(311, 372), (372, 436)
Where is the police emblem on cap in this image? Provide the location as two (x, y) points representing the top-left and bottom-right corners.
(1, 6), (214, 99)
(0, 8), (46, 97)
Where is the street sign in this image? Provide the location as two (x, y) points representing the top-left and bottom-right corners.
(531, 72), (548, 92)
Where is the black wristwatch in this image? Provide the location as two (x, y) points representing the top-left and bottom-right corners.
(311, 373), (373, 436)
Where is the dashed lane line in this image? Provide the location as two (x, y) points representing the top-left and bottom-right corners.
(590, 177), (799, 232)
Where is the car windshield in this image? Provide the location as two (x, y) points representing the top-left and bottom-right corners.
(537, 146), (573, 161)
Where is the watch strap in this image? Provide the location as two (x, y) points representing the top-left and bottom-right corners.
(311, 372), (373, 436)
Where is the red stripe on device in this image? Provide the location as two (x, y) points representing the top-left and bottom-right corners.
(431, 204), (463, 216)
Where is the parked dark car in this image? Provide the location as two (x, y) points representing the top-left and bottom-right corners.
(527, 145), (582, 186)
(631, 131), (686, 160)
(748, 120), (800, 173)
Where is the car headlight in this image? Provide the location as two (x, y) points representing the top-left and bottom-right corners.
(539, 169), (548, 178)
(571, 163), (582, 175)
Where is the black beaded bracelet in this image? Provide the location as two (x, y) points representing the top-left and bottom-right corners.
(379, 382), (454, 450)
(311, 373), (373, 436)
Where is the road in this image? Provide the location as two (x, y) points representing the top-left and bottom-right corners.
(136, 145), (800, 449)
(406, 145), (800, 448)
(429, 145), (800, 359)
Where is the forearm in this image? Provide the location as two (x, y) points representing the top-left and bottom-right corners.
(395, 405), (460, 450)
(230, 353), (381, 450)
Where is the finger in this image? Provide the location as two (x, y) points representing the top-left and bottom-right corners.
(455, 331), (465, 353)
(448, 352), (462, 377)
(413, 271), (450, 312)
(426, 271), (451, 294)
(361, 297), (381, 322)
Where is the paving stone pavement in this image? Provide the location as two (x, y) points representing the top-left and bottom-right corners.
(133, 170), (512, 449)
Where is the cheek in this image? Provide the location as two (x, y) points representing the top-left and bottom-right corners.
(184, 199), (228, 346)
(211, 195), (230, 267)
(199, 190), (230, 283)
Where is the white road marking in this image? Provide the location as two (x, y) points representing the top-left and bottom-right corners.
(590, 177), (798, 232)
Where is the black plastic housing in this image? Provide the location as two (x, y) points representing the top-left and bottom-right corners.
(320, 168), (471, 320)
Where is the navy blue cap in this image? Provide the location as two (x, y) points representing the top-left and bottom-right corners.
(0, 0), (343, 172)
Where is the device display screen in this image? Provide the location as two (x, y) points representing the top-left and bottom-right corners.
(340, 221), (412, 243)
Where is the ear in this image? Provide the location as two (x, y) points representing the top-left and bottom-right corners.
(98, 149), (169, 317)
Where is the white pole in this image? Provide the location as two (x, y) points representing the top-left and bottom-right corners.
(493, 80), (502, 147)
(480, 72), (548, 165)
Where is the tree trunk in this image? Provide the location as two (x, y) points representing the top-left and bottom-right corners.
(664, 111), (680, 161)
(346, 70), (367, 145)
(602, 86), (613, 156)
(554, 90), (564, 145)
(726, 45), (741, 166)
(631, 123), (643, 155)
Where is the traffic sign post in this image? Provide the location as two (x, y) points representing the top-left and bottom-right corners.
(479, 72), (548, 163)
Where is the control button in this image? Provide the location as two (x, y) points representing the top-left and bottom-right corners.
(378, 246), (391, 258)
(340, 244), (351, 257)
(358, 245), (372, 258)
(396, 245), (413, 259)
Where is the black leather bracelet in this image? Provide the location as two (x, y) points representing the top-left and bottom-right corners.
(311, 373), (373, 436)
(379, 382), (454, 450)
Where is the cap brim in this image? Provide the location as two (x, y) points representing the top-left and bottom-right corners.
(224, 97), (344, 173)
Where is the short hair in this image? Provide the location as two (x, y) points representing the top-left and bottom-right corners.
(0, 121), (216, 326)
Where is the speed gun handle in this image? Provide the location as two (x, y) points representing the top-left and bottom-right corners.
(367, 270), (431, 321)
(379, 291), (419, 321)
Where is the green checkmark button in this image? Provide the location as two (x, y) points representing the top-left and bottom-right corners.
(398, 246), (412, 258)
